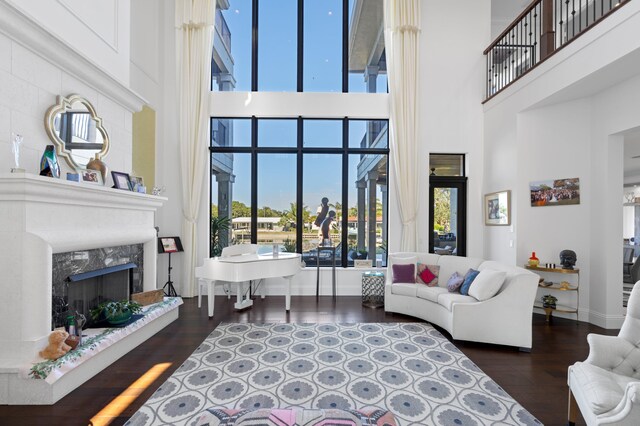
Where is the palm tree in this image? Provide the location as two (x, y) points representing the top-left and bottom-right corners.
(211, 216), (230, 257)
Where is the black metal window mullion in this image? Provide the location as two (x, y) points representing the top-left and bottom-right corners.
(341, 118), (349, 267)
(296, 117), (304, 253)
(342, 0), (348, 92)
(298, 0), (304, 92)
(251, 0), (258, 91)
(250, 117), (258, 243)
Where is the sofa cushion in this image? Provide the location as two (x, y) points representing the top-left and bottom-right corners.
(468, 269), (507, 301)
(194, 408), (398, 426)
(446, 272), (465, 292)
(437, 256), (484, 289)
(417, 285), (449, 303)
(389, 254), (418, 266)
(437, 293), (477, 311)
(392, 263), (415, 284)
(416, 263), (439, 286)
(391, 283), (418, 297)
(570, 362), (637, 415)
(460, 269), (480, 295)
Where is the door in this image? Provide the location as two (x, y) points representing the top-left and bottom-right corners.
(429, 176), (467, 256)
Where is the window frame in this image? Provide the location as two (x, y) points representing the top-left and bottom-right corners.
(210, 116), (389, 267)
(214, 0), (382, 93)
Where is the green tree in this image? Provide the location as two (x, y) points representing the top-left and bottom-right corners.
(258, 206), (281, 217)
(210, 216), (230, 257)
(211, 204), (218, 217)
(433, 188), (451, 233)
(231, 201), (251, 218)
(278, 202), (310, 230)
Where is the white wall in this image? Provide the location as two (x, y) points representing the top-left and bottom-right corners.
(6, 0), (131, 85)
(483, 1), (640, 327)
(416, 0), (490, 257)
(0, 23), (134, 182)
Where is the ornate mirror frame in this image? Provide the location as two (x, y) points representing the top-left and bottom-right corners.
(44, 94), (110, 171)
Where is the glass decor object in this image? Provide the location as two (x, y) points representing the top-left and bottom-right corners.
(40, 145), (61, 178)
(528, 252), (540, 267)
(11, 133), (24, 172)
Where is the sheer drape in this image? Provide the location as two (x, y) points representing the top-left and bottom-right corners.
(175, 0), (214, 296)
(383, 0), (420, 251)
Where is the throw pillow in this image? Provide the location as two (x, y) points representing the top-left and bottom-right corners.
(416, 263), (440, 286)
(392, 263), (416, 284)
(468, 269), (507, 301)
(446, 271), (464, 292)
(459, 268), (480, 295)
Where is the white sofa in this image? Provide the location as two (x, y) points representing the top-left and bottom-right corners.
(567, 281), (640, 426)
(385, 252), (539, 350)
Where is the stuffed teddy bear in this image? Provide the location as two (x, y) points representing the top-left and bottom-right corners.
(39, 330), (72, 360)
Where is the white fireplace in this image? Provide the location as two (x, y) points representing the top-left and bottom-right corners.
(0, 173), (171, 404)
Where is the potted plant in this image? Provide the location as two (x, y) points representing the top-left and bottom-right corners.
(355, 249), (368, 260)
(541, 294), (557, 309)
(90, 300), (142, 326)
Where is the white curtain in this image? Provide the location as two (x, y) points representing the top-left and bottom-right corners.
(383, 0), (421, 252)
(175, 0), (214, 297)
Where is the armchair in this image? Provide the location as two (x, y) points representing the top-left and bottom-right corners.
(568, 281), (640, 425)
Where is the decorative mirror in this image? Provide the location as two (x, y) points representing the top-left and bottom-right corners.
(44, 94), (110, 171)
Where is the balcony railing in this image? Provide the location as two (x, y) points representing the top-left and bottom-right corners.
(484, 0), (631, 100)
(215, 9), (232, 53)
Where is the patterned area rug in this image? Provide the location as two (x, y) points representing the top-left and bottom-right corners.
(127, 323), (541, 426)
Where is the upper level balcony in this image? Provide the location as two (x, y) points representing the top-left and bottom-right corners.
(484, 0), (632, 101)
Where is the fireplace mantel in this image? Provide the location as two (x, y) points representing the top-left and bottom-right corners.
(0, 173), (167, 369)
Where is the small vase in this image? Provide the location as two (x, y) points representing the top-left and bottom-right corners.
(528, 252), (540, 267)
(39, 145), (60, 178)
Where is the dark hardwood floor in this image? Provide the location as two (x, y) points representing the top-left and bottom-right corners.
(0, 296), (615, 426)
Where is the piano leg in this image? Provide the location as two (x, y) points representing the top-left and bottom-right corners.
(234, 281), (254, 310)
(207, 279), (215, 318)
(285, 275), (292, 311)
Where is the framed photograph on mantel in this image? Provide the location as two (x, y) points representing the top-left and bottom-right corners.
(111, 171), (132, 190)
(81, 169), (103, 185)
(484, 190), (511, 226)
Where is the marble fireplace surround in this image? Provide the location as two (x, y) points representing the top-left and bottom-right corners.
(0, 173), (166, 365)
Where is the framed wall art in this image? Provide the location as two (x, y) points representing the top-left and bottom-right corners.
(530, 177), (580, 207)
(484, 190), (511, 226)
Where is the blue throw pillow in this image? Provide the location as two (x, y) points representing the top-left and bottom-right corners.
(460, 269), (480, 295)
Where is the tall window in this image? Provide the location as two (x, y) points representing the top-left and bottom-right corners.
(210, 0), (389, 267)
(210, 118), (389, 267)
(212, 0), (387, 93)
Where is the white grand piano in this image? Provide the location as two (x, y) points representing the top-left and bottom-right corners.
(195, 244), (302, 318)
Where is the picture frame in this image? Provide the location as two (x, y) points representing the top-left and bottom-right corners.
(81, 169), (103, 185)
(129, 175), (144, 192)
(111, 171), (132, 190)
(354, 259), (373, 268)
(484, 190), (511, 226)
(530, 177), (580, 207)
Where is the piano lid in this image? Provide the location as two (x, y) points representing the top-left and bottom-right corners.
(213, 252), (300, 264)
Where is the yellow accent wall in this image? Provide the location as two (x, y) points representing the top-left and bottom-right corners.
(132, 105), (156, 191)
